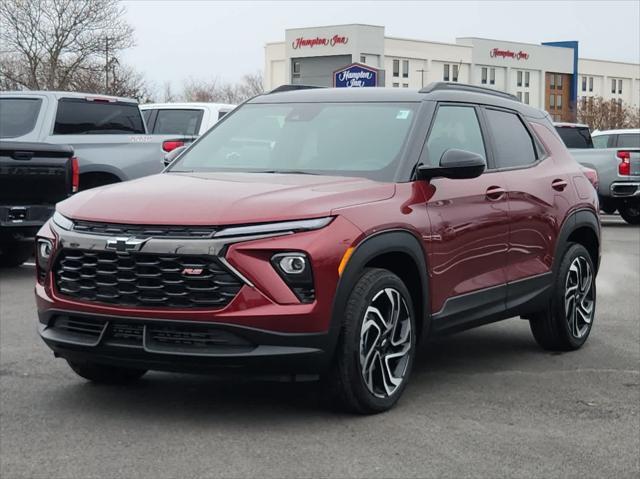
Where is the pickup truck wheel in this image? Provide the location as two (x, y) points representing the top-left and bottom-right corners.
(67, 360), (147, 384)
(529, 244), (596, 351)
(0, 243), (33, 267)
(619, 203), (640, 225)
(326, 268), (416, 414)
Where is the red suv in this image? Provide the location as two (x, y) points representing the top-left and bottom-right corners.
(35, 83), (600, 413)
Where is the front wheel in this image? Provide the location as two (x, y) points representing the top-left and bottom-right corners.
(529, 243), (596, 351)
(67, 360), (147, 384)
(619, 202), (640, 225)
(326, 268), (416, 414)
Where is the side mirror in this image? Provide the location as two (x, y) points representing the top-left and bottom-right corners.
(163, 145), (187, 167)
(417, 149), (486, 180)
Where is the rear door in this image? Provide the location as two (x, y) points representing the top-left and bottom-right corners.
(483, 108), (565, 296)
(423, 104), (509, 317)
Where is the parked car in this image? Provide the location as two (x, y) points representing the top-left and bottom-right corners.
(0, 91), (195, 190)
(554, 123), (640, 223)
(0, 141), (76, 266)
(140, 102), (236, 145)
(35, 83), (600, 413)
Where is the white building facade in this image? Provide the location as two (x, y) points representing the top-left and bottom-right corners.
(264, 24), (640, 122)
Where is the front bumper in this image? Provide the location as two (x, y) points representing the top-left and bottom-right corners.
(38, 309), (332, 374)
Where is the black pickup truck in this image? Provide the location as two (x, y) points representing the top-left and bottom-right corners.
(0, 141), (76, 267)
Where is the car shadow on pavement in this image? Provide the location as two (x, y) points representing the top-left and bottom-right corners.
(46, 321), (542, 420)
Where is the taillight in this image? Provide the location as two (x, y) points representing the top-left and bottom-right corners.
(162, 140), (184, 153)
(71, 156), (79, 192)
(617, 150), (630, 176)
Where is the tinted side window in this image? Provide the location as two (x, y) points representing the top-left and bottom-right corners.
(617, 133), (640, 148)
(485, 109), (537, 168)
(425, 105), (486, 166)
(153, 109), (203, 135)
(54, 98), (145, 135)
(555, 126), (593, 149)
(0, 98), (42, 138)
(141, 109), (153, 125)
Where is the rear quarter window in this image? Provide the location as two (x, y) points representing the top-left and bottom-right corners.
(0, 98), (43, 138)
(617, 133), (640, 148)
(53, 98), (145, 135)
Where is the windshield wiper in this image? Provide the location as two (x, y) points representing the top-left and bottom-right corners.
(254, 170), (318, 175)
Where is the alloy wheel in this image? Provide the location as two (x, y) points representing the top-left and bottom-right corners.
(359, 288), (412, 398)
(565, 256), (595, 339)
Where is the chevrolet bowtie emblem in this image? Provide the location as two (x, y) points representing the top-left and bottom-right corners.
(105, 237), (147, 253)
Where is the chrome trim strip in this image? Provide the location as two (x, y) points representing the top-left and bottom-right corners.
(218, 257), (255, 288)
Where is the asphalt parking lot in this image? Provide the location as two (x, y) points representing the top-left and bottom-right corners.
(0, 216), (638, 479)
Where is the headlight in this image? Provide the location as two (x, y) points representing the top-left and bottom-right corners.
(215, 217), (332, 238)
(52, 211), (74, 230)
(271, 252), (315, 303)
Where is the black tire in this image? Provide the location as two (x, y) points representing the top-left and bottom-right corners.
(67, 360), (147, 384)
(325, 268), (417, 414)
(600, 204), (617, 215)
(529, 243), (596, 351)
(0, 243), (33, 267)
(619, 202), (640, 225)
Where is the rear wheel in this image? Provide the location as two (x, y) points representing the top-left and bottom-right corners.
(326, 268), (416, 414)
(619, 202), (640, 225)
(0, 243), (33, 267)
(67, 360), (147, 384)
(529, 244), (596, 351)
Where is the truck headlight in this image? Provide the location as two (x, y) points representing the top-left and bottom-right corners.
(271, 252), (315, 303)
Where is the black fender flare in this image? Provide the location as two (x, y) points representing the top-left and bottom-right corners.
(326, 229), (431, 357)
(553, 208), (601, 277)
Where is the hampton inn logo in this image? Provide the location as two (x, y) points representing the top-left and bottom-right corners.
(292, 34), (348, 49)
(489, 48), (530, 60)
(333, 63), (378, 88)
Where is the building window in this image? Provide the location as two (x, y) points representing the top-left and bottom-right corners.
(557, 75), (562, 90)
(611, 78), (616, 94)
(549, 94), (555, 108)
(490, 68), (495, 85)
(392, 82), (399, 88)
(618, 79), (622, 94)
(517, 70), (523, 87)
(517, 91), (522, 101)
(293, 61), (301, 74)
(402, 83), (409, 88)
(525, 71), (530, 88)
(393, 59), (399, 77)
(481, 67), (488, 84)
(452, 64), (459, 82)
(360, 55), (366, 63)
(402, 60), (409, 78)
(550, 74), (555, 89)
(589, 77), (593, 92)
(557, 95), (562, 108)
(581, 76), (587, 92)
(443, 64), (450, 82)
(525, 92), (530, 105)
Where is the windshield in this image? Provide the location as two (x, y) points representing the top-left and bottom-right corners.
(169, 102), (418, 181)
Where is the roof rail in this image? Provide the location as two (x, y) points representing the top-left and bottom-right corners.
(419, 82), (520, 102)
(268, 84), (326, 94)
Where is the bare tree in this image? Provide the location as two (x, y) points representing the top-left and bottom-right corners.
(0, 0), (138, 93)
(577, 96), (639, 130)
(180, 72), (264, 104)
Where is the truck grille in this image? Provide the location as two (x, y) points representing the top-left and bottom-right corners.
(53, 249), (243, 308)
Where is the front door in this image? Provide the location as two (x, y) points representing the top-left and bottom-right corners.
(422, 104), (509, 319)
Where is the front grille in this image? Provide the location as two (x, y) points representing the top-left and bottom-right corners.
(54, 249), (243, 308)
(72, 220), (216, 239)
(55, 316), (105, 339)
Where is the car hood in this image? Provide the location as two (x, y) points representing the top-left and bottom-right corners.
(57, 172), (395, 225)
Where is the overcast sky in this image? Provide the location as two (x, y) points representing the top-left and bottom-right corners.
(121, 0), (640, 92)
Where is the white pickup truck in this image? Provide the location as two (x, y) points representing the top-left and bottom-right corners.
(0, 91), (195, 190)
(555, 123), (640, 224)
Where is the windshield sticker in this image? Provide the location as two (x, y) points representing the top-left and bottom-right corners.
(396, 110), (411, 120)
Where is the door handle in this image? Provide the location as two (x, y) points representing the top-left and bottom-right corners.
(485, 186), (506, 201)
(552, 179), (568, 191)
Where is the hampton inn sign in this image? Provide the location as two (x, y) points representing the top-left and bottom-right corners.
(489, 48), (530, 60)
(292, 35), (349, 49)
